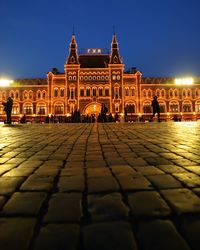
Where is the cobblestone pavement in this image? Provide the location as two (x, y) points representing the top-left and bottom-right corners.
(0, 122), (200, 250)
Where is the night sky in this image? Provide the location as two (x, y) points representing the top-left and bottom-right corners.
(0, 0), (200, 79)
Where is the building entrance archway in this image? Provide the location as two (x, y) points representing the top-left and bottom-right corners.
(84, 102), (102, 115)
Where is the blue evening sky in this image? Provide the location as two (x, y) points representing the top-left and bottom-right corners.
(0, 0), (200, 78)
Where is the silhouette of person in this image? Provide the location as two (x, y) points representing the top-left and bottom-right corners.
(150, 96), (160, 122)
(3, 97), (13, 124)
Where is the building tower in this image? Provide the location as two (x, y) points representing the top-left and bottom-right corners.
(109, 32), (124, 115)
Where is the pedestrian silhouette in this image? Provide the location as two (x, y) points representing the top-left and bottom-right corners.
(3, 97), (13, 124)
(150, 96), (160, 122)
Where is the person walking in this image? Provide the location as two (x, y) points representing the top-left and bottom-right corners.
(3, 97), (13, 124)
(150, 96), (160, 122)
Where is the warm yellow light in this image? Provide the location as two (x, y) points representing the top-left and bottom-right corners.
(0, 79), (13, 87)
(138, 113), (142, 117)
(167, 112), (170, 116)
(193, 112), (196, 115)
(175, 78), (193, 85)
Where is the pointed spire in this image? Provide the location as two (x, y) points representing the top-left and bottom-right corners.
(109, 32), (122, 64)
(66, 33), (79, 64)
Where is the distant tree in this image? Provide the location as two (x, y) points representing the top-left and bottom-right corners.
(51, 68), (59, 74)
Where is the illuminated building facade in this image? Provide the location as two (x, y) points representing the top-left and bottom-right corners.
(0, 33), (200, 122)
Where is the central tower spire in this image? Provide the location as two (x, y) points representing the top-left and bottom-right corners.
(66, 33), (79, 64)
(109, 32), (122, 64)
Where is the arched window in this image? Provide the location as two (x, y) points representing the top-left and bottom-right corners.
(182, 101), (192, 112)
(54, 88), (58, 97)
(195, 101), (200, 112)
(159, 102), (166, 113)
(115, 103), (119, 113)
(10, 91), (14, 99)
(92, 88), (97, 96)
(80, 88), (84, 97)
(130, 88), (135, 96)
(23, 103), (33, 115)
(169, 101), (179, 113)
(12, 103), (19, 115)
(42, 91), (46, 99)
(37, 103), (46, 115)
(125, 88), (129, 96)
(29, 91), (33, 100)
(99, 88), (103, 97)
(148, 90), (152, 98)
(105, 88), (109, 96)
(169, 89), (173, 98)
(161, 89), (165, 97)
(54, 103), (64, 114)
(182, 89), (186, 98)
(86, 88), (90, 97)
(60, 89), (65, 97)
(143, 90), (147, 98)
(37, 91), (41, 99)
(23, 91), (28, 100)
(70, 87), (75, 99)
(126, 103), (135, 113)
(15, 91), (19, 99)
(114, 87), (119, 99)
(143, 102), (151, 113)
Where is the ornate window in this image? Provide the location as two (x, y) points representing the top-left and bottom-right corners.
(126, 103), (135, 113)
(15, 91), (19, 99)
(143, 102), (151, 113)
(125, 88), (129, 96)
(54, 103), (64, 114)
(92, 88), (97, 96)
(54, 88), (58, 97)
(169, 101), (179, 113)
(148, 90), (152, 98)
(182, 101), (192, 112)
(80, 88), (84, 97)
(86, 88), (90, 97)
(143, 90), (147, 98)
(12, 103), (19, 115)
(42, 91), (46, 99)
(99, 88), (103, 97)
(23, 91), (28, 99)
(105, 88), (109, 96)
(37, 91), (41, 99)
(70, 87), (75, 99)
(130, 88), (135, 96)
(37, 103), (46, 115)
(112, 75), (116, 80)
(60, 89), (65, 97)
(73, 76), (76, 80)
(29, 91), (33, 100)
(161, 89), (165, 97)
(23, 103), (33, 115)
(114, 87), (119, 99)
(115, 103), (119, 113)
(195, 101), (200, 112)
(117, 75), (121, 80)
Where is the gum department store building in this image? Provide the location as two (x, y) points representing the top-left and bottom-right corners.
(0, 33), (200, 122)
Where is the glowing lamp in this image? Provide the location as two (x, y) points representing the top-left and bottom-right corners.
(175, 78), (193, 85)
(0, 79), (13, 87)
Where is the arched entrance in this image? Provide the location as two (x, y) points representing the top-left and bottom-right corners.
(84, 102), (102, 115)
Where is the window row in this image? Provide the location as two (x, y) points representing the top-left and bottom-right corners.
(0, 91), (47, 100)
(142, 88), (196, 98)
(54, 88), (65, 98)
(79, 75), (109, 81)
(78, 88), (110, 98)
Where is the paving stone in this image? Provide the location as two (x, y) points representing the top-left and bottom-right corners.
(0, 176), (25, 195)
(161, 188), (200, 214)
(83, 222), (138, 250)
(144, 157), (172, 165)
(192, 188), (200, 197)
(86, 160), (107, 168)
(0, 196), (6, 209)
(0, 164), (17, 175)
(1, 192), (47, 216)
(116, 175), (153, 191)
(137, 220), (190, 250)
(158, 164), (188, 173)
(87, 168), (112, 178)
(20, 174), (54, 191)
(147, 174), (182, 189)
(18, 160), (43, 168)
(44, 193), (82, 223)
(87, 176), (120, 193)
(5, 157), (27, 165)
(134, 166), (164, 176)
(128, 191), (171, 219)
(173, 172), (200, 188)
(111, 165), (136, 176)
(60, 168), (84, 176)
(33, 224), (80, 250)
(0, 158), (10, 164)
(181, 218), (200, 250)
(126, 157), (148, 166)
(34, 167), (60, 177)
(172, 158), (198, 166)
(183, 166), (200, 175)
(88, 193), (129, 221)
(65, 161), (85, 168)
(3, 167), (36, 177)
(58, 176), (85, 192)
(159, 152), (183, 159)
(0, 218), (36, 250)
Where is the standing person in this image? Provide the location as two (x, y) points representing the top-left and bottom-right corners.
(3, 97), (13, 124)
(150, 96), (160, 122)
